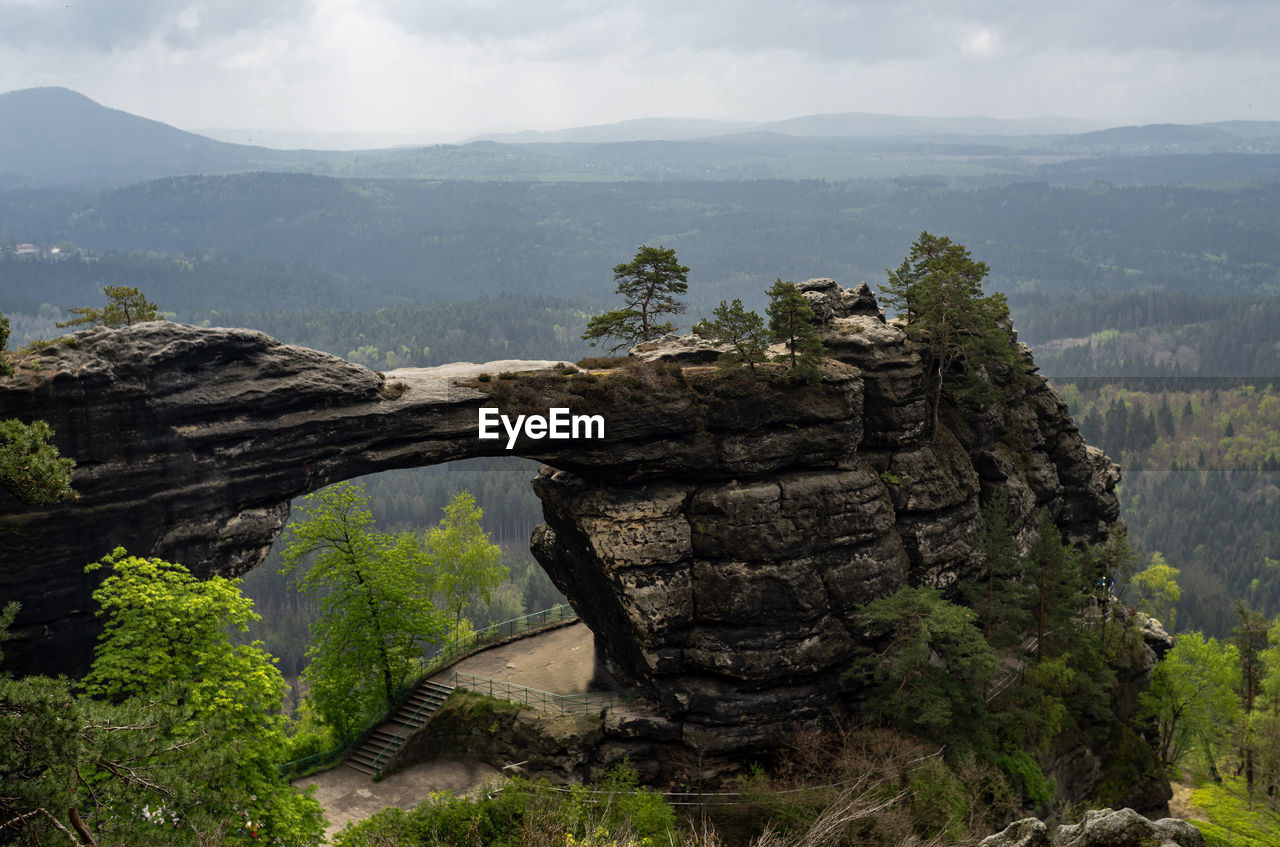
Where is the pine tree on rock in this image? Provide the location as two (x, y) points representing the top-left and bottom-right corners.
(880, 232), (1018, 432)
(582, 245), (690, 353)
(766, 279), (825, 383)
(57, 285), (160, 329)
(693, 298), (770, 371)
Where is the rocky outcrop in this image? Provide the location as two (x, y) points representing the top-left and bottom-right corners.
(628, 333), (728, 364)
(981, 809), (1205, 847)
(0, 283), (1124, 781)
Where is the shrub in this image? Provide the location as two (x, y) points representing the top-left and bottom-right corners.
(997, 750), (1054, 809)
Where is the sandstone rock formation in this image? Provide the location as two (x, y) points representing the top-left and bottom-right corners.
(981, 808), (1205, 847)
(1, 283), (1124, 790)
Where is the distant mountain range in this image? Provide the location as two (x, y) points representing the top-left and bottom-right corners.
(468, 113), (1106, 143)
(0, 87), (335, 187)
(3, 86), (1280, 188)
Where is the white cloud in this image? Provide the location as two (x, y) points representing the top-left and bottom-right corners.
(0, 0), (1278, 136)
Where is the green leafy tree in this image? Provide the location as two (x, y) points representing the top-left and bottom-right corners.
(1, 311), (76, 508)
(56, 285), (160, 329)
(3, 602), (228, 846)
(1141, 631), (1241, 771)
(846, 585), (998, 753)
(766, 279), (825, 382)
(1255, 616), (1280, 804)
(880, 232), (1018, 430)
(423, 490), (507, 631)
(281, 481), (448, 737)
(1235, 602), (1270, 798)
(582, 245), (689, 353)
(1132, 552), (1182, 633)
(693, 298), (770, 370)
(79, 548), (325, 846)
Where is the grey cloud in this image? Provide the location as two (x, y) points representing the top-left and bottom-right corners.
(370, 0), (952, 61)
(371, 0), (1280, 62)
(0, 0), (311, 51)
(998, 0), (1280, 56)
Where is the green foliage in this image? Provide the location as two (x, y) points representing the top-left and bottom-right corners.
(905, 758), (968, 840)
(959, 493), (1033, 650)
(996, 750), (1055, 808)
(333, 771), (675, 847)
(693, 298), (770, 371)
(0, 552), (328, 845)
(765, 279), (825, 383)
(1, 309), (76, 509)
(1141, 631), (1240, 770)
(56, 284), (159, 329)
(0, 310), (10, 377)
(1027, 510), (1084, 662)
(422, 490), (508, 631)
(332, 782), (530, 847)
(1188, 779), (1280, 847)
(0, 418), (76, 506)
(880, 231), (1017, 428)
(582, 245), (689, 353)
(593, 760), (677, 842)
(846, 585), (997, 753)
(1132, 553), (1182, 632)
(281, 481), (449, 738)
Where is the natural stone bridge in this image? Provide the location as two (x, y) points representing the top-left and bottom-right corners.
(0, 281), (1121, 762)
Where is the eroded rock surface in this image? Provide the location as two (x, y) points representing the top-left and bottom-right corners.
(1, 284), (1122, 778)
(981, 808), (1205, 847)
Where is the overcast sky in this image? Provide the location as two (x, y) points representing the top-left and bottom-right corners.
(2, 0), (1277, 140)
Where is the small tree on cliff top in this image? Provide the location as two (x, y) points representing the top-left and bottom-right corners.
(766, 279), (825, 382)
(582, 245), (689, 353)
(57, 285), (160, 329)
(693, 298), (770, 370)
(880, 232), (1017, 430)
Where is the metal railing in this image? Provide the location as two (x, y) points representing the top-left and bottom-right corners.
(451, 671), (633, 714)
(368, 681), (455, 775)
(418, 603), (578, 680)
(279, 603), (579, 777)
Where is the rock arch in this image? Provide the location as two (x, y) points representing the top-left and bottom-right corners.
(0, 282), (1120, 758)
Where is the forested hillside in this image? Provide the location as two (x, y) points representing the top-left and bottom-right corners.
(4, 178), (1280, 317)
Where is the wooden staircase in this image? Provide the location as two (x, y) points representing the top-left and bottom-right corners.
(344, 680), (455, 776)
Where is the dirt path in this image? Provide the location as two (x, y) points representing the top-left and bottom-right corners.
(431, 621), (596, 693)
(1168, 781), (1200, 820)
(295, 621), (596, 842)
(296, 759), (504, 840)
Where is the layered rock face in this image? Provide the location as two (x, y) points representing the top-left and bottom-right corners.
(528, 281), (1123, 760)
(0, 283), (1122, 775)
